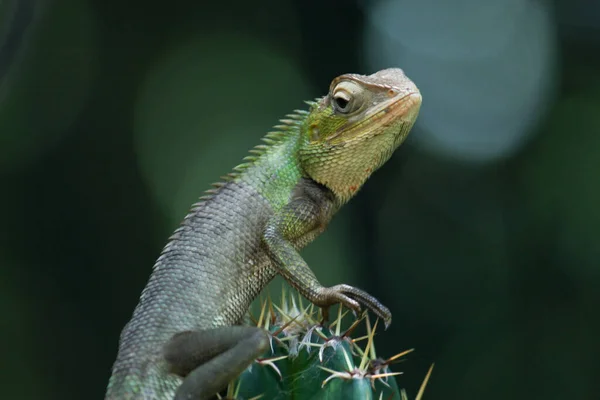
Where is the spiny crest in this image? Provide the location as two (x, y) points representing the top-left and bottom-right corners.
(185, 103), (318, 209)
(223, 108), (308, 178)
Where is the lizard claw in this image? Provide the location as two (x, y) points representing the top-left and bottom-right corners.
(314, 287), (362, 323)
(325, 284), (392, 329)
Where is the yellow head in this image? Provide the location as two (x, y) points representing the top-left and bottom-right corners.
(299, 68), (422, 203)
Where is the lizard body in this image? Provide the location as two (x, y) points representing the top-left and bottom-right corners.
(105, 68), (421, 400)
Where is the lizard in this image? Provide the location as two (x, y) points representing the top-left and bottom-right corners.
(105, 68), (422, 400)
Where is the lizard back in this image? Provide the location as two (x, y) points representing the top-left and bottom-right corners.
(106, 126), (306, 399)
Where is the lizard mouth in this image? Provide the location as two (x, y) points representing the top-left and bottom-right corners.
(326, 90), (421, 144)
(390, 92), (421, 143)
(386, 91), (422, 124)
(362, 90), (422, 140)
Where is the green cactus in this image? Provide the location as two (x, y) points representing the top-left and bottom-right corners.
(221, 289), (433, 400)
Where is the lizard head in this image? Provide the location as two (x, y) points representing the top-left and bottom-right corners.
(299, 68), (422, 203)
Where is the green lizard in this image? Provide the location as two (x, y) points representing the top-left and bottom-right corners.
(105, 68), (421, 400)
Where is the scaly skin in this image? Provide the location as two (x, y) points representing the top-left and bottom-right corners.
(105, 68), (421, 400)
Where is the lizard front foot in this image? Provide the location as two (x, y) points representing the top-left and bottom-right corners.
(314, 284), (392, 329)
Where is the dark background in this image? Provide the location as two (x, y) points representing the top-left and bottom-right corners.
(2, 0), (600, 399)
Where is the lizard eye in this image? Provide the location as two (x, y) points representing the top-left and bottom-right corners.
(331, 81), (363, 114)
(333, 93), (350, 112)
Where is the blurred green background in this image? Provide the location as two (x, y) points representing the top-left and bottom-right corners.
(1, 0), (599, 399)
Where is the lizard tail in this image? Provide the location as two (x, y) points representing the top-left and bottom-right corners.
(104, 361), (181, 400)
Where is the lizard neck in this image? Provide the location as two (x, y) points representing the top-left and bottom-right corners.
(300, 131), (399, 205)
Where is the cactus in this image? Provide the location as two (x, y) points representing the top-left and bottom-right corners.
(221, 288), (433, 400)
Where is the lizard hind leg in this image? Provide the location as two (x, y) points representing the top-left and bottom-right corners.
(164, 326), (269, 400)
